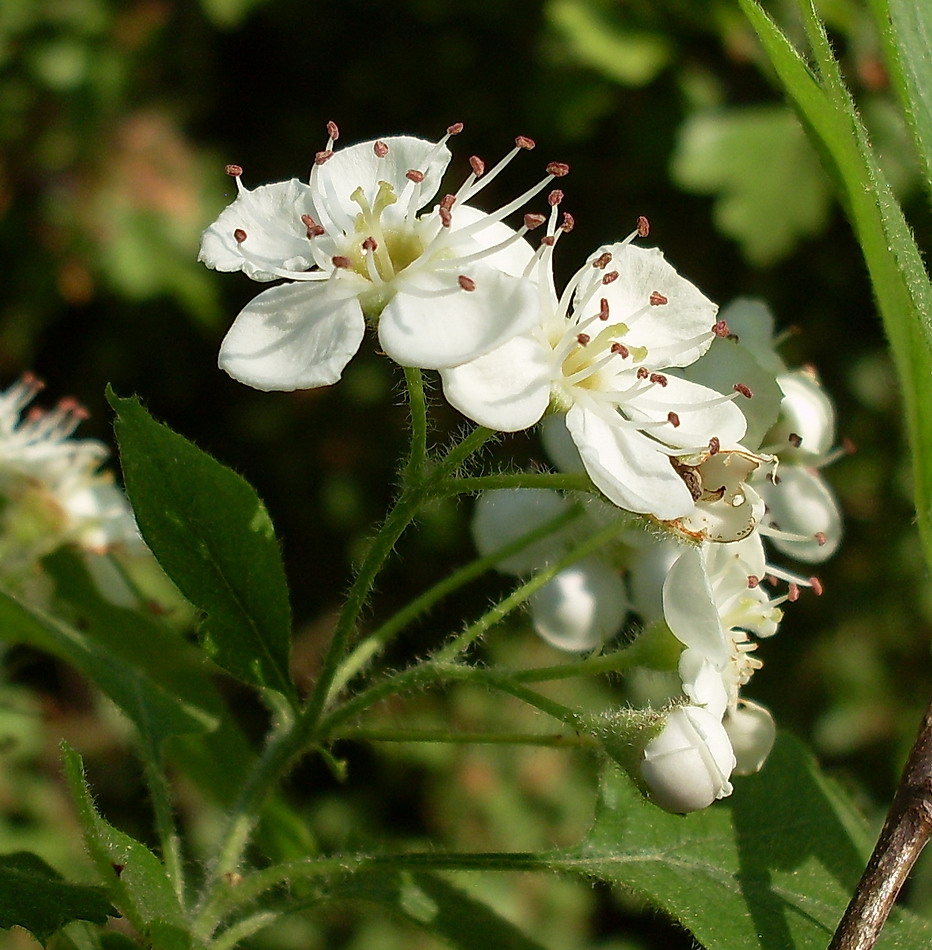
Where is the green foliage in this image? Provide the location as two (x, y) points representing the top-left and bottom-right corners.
(108, 390), (295, 702)
(0, 851), (115, 942)
(671, 105), (833, 264)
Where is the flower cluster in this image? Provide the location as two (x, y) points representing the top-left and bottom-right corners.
(200, 125), (845, 812)
(0, 375), (143, 603)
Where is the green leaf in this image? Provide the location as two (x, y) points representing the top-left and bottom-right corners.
(60, 743), (189, 942)
(556, 734), (932, 949)
(0, 851), (115, 942)
(872, 0), (932, 199)
(108, 390), (295, 700)
(323, 871), (547, 950)
(0, 591), (216, 750)
(671, 105), (833, 264)
(739, 0), (932, 569)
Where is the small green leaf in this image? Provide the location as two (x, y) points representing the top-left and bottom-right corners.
(61, 743), (185, 937)
(671, 105), (833, 264)
(0, 851), (115, 942)
(108, 390), (295, 700)
(0, 591), (216, 749)
(324, 871), (547, 950)
(555, 735), (932, 949)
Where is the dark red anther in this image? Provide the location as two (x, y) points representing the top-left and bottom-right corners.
(233, 228), (247, 243)
(515, 135), (536, 150)
(548, 189), (564, 206)
(373, 140), (389, 158)
(447, 122), (464, 135)
(601, 271), (619, 285)
(788, 432), (803, 448)
(842, 436), (857, 454)
(440, 194), (455, 211)
(331, 255), (353, 269)
(712, 320), (731, 338)
(315, 149), (334, 165)
(747, 575), (760, 589)
(362, 237), (378, 252)
(561, 212), (575, 232)
(810, 576), (824, 596)
(541, 235), (556, 246)
(815, 531), (827, 546)
(637, 215), (650, 237)
(637, 367), (649, 380)
(439, 207), (452, 228)
(649, 291), (668, 306)
(546, 161), (570, 177)
(733, 383), (754, 399)
(326, 120), (340, 141)
(599, 298), (610, 320)
(708, 436), (720, 456)
(611, 342), (629, 358)
(593, 252), (612, 269)
(469, 155), (486, 177)
(523, 213), (546, 230)
(576, 333), (591, 346)
(406, 169), (426, 183)
(788, 583), (800, 602)
(667, 411), (680, 427)
(650, 373), (668, 387)
(301, 214), (325, 238)
(224, 164), (243, 177)
(458, 275), (476, 292)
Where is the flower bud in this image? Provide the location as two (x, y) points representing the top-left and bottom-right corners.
(723, 699), (776, 776)
(641, 706), (735, 813)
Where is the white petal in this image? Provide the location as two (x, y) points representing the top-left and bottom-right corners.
(662, 546), (729, 664)
(315, 136), (450, 226)
(678, 652), (729, 719)
(579, 245), (718, 367)
(624, 375), (747, 449)
(445, 205), (537, 277)
(642, 705), (735, 813)
(770, 369), (836, 459)
(723, 699), (776, 775)
(198, 179), (322, 281)
(717, 298), (785, 374)
(471, 489), (571, 574)
(379, 267), (538, 369)
(566, 404), (695, 519)
(440, 332), (551, 431)
(528, 558), (628, 652)
(760, 465), (842, 561)
(218, 281), (365, 391)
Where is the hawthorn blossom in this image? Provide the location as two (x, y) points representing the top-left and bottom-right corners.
(471, 489), (629, 652)
(199, 123), (568, 391)
(441, 210), (749, 520)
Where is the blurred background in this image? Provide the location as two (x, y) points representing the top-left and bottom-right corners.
(1, 0), (930, 946)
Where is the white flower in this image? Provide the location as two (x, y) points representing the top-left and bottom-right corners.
(0, 375), (141, 578)
(641, 704), (736, 812)
(441, 212), (748, 520)
(471, 489), (629, 652)
(723, 698), (776, 776)
(199, 123), (568, 391)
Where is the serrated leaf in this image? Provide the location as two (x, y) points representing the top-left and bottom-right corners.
(671, 105), (833, 264)
(550, 735), (932, 949)
(0, 851), (115, 942)
(61, 743), (185, 937)
(324, 870), (547, 950)
(0, 591), (215, 750)
(108, 390), (295, 700)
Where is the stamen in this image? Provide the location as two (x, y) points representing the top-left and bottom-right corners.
(712, 320), (731, 338)
(593, 253), (612, 270)
(788, 432), (802, 448)
(447, 122), (464, 135)
(326, 120), (340, 142)
(747, 575), (760, 588)
(406, 169), (425, 183)
(546, 161), (570, 177)
(458, 275), (476, 291)
(599, 298), (610, 320)
(332, 256), (353, 269)
(815, 532), (827, 546)
(667, 411), (680, 427)
(602, 271), (619, 285)
(524, 213), (546, 230)
(373, 140), (389, 158)
(469, 156), (485, 177)
(562, 212), (574, 232)
(225, 164), (243, 177)
(611, 342), (629, 358)
(549, 189), (563, 206)
(810, 576), (824, 596)
(637, 216), (650, 237)
(709, 437), (720, 455)
(301, 214), (325, 238)
(649, 373), (668, 387)
(733, 383), (754, 399)
(516, 135), (536, 150)
(233, 229), (247, 243)
(649, 291), (668, 306)
(314, 150), (334, 165)
(576, 333), (590, 346)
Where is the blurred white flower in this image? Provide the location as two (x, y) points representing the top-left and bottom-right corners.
(200, 124), (567, 391)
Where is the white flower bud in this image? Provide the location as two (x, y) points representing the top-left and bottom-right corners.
(723, 699), (776, 776)
(641, 705), (735, 813)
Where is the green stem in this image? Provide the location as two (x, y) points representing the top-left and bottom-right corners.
(403, 366), (428, 481)
(430, 425), (498, 479)
(327, 505), (583, 698)
(140, 750), (185, 907)
(332, 726), (599, 747)
(436, 472), (594, 496)
(212, 911), (282, 950)
(433, 517), (630, 663)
